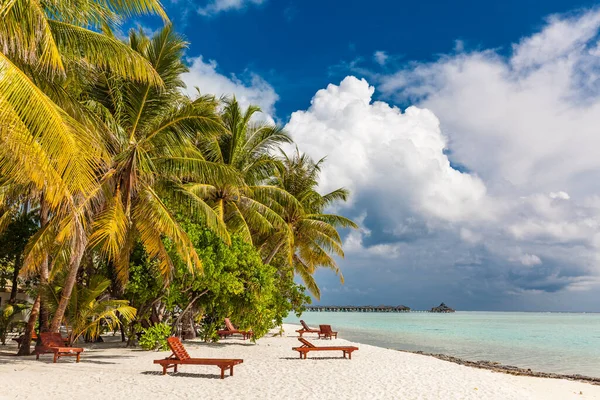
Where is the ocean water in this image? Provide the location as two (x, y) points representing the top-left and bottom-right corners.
(284, 311), (600, 377)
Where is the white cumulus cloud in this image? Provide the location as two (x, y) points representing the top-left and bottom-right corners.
(181, 56), (278, 122)
(198, 0), (266, 16)
(285, 76), (490, 225)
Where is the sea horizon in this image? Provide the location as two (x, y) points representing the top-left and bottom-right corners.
(286, 311), (600, 378)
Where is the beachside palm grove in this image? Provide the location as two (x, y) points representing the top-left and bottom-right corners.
(0, 0), (356, 353)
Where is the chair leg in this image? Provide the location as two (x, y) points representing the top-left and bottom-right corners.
(174, 364), (177, 373)
(53, 353), (58, 363)
(230, 366), (234, 377)
(76, 353), (80, 363)
(162, 365), (167, 375)
(220, 367), (225, 379)
(349, 351), (352, 360)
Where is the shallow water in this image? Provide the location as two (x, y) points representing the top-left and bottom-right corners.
(285, 311), (600, 377)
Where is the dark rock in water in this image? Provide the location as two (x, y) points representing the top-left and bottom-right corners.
(430, 302), (455, 313)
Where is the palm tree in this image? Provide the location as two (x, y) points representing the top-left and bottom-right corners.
(84, 26), (235, 284)
(262, 149), (357, 298)
(189, 98), (297, 244)
(0, 0), (170, 334)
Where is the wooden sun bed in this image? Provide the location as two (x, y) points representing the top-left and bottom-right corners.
(296, 320), (321, 337)
(318, 324), (338, 340)
(154, 337), (243, 379)
(35, 333), (83, 363)
(292, 337), (358, 359)
(217, 318), (252, 340)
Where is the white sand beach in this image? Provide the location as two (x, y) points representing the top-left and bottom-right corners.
(1, 324), (598, 400)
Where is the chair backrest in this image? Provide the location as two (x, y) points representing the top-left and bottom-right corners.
(167, 337), (190, 361)
(298, 337), (316, 348)
(319, 324), (332, 334)
(300, 320), (311, 330)
(40, 332), (64, 347)
(224, 318), (236, 331)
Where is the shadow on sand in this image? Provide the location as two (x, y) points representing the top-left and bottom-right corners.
(141, 371), (226, 380)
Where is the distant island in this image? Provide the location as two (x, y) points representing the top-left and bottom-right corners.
(430, 302), (456, 313)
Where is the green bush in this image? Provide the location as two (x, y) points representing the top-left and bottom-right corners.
(139, 323), (172, 351)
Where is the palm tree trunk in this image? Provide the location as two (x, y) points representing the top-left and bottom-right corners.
(38, 199), (50, 332)
(17, 294), (40, 356)
(49, 220), (87, 333)
(9, 254), (22, 303)
(264, 237), (285, 265)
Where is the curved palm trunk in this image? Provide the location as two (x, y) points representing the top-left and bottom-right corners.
(38, 199), (50, 332)
(264, 237), (286, 265)
(49, 222), (87, 333)
(9, 254), (21, 303)
(17, 295), (39, 356)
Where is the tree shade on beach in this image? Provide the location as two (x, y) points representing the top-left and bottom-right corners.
(0, 0), (355, 349)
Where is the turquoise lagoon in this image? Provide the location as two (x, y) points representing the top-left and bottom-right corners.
(285, 311), (600, 377)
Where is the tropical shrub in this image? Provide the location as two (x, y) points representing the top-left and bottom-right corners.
(0, 302), (30, 345)
(139, 323), (172, 351)
(44, 275), (136, 345)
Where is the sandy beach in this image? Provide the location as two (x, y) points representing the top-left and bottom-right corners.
(0, 324), (598, 400)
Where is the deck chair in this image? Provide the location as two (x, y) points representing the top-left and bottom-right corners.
(153, 337), (243, 379)
(296, 320), (321, 337)
(318, 324), (338, 339)
(35, 333), (84, 363)
(292, 337), (358, 359)
(217, 318), (252, 340)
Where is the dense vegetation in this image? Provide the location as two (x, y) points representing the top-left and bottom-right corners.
(0, 0), (355, 352)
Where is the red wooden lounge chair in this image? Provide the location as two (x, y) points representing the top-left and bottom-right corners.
(318, 324), (338, 340)
(296, 320), (320, 337)
(35, 333), (84, 363)
(292, 337), (358, 359)
(153, 337), (243, 379)
(217, 318), (252, 340)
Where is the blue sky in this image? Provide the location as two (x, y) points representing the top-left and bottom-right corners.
(141, 1), (600, 311)
(156, 0), (598, 118)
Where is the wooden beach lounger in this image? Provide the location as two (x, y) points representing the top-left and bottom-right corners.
(292, 337), (358, 359)
(318, 324), (338, 340)
(153, 337), (243, 379)
(296, 320), (321, 337)
(217, 318), (252, 340)
(35, 333), (84, 363)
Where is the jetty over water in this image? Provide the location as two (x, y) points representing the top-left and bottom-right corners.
(305, 302), (456, 313)
(305, 305), (411, 313)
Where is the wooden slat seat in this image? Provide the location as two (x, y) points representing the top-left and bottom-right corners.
(318, 324), (338, 340)
(217, 318), (252, 340)
(35, 333), (83, 363)
(295, 320), (321, 337)
(292, 337), (358, 359)
(153, 337), (243, 379)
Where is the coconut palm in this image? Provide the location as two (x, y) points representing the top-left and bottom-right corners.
(189, 98), (298, 244)
(0, 0), (171, 335)
(261, 149), (357, 298)
(84, 26), (236, 283)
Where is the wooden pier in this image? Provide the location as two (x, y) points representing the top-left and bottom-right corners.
(305, 305), (411, 313)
